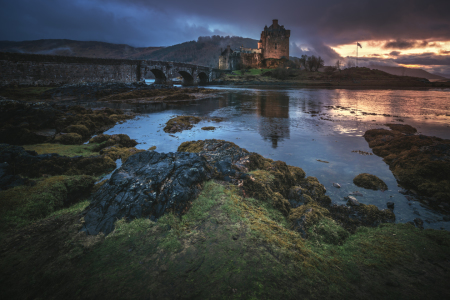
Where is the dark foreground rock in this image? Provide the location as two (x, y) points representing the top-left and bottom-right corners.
(81, 151), (210, 235)
(364, 127), (450, 210)
(81, 139), (395, 238)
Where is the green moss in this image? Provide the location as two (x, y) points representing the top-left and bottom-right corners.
(308, 218), (349, 245)
(201, 126), (216, 130)
(0, 175), (96, 229)
(22, 143), (100, 157)
(1, 180), (450, 299)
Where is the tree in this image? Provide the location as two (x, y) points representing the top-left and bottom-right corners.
(299, 55), (308, 70)
(315, 56), (324, 71)
(335, 60), (342, 71)
(307, 55), (316, 71)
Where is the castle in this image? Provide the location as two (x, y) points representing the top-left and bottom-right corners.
(219, 19), (290, 70)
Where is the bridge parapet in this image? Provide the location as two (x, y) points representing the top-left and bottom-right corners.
(141, 60), (220, 85)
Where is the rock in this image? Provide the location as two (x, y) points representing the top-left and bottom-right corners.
(0, 162), (34, 190)
(54, 133), (83, 145)
(81, 151), (210, 235)
(346, 196), (360, 206)
(384, 124), (417, 134)
(332, 182), (341, 188)
(164, 116), (201, 133)
(363, 128), (450, 206)
(387, 202), (395, 209)
(353, 173), (388, 191)
(414, 218), (424, 229)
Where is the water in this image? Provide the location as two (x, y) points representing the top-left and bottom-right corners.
(91, 87), (450, 230)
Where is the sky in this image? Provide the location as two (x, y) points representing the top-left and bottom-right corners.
(1, 0), (449, 77)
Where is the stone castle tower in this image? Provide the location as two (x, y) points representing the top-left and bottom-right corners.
(219, 19), (290, 70)
(259, 19), (290, 59)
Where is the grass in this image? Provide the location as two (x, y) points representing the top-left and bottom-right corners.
(22, 143), (101, 157)
(0, 180), (449, 299)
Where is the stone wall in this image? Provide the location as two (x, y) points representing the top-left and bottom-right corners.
(0, 52), (140, 86)
(240, 53), (263, 69)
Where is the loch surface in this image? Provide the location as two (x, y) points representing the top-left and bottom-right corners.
(86, 87), (450, 230)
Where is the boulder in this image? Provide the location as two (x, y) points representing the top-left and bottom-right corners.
(353, 173), (388, 191)
(81, 151), (210, 235)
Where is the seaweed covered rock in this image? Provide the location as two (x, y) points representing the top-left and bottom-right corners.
(0, 100), (133, 145)
(81, 151), (210, 235)
(164, 116), (201, 133)
(89, 134), (138, 151)
(353, 173), (388, 191)
(364, 128), (450, 208)
(54, 133), (83, 145)
(385, 123), (417, 134)
(0, 143), (116, 178)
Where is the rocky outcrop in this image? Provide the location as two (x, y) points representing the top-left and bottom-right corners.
(81, 139), (396, 238)
(81, 151), (210, 235)
(364, 127), (450, 210)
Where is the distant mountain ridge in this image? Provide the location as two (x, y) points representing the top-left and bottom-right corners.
(368, 65), (448, 80)
(0, 39), (162, 59)
(0, 36), (258, 68)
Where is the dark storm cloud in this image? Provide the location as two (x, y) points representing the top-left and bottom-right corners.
(1, 0), (449, 66)
(389, 51), (401, 56)
(394, 53), (450, 66)
(384, 40), (419, 49)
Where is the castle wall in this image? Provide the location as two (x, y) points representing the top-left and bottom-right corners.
(240, 53), (263, 69)
(0, 52), (140, 86)
(262, 35), (290, 59)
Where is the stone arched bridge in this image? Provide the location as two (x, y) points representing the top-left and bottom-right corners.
(140, 61), (223, 85)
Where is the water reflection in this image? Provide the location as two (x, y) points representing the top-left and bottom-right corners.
(255, 91), (290, 148)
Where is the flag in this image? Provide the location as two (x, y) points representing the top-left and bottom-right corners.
(357, 42), (362, 48)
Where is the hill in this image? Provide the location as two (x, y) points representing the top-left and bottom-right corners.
(0, 36), (258, 68)
(0, 39), (162, 60)
(368, 65), (448, 80)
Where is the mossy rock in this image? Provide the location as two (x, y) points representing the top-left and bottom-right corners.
(63, 124), (90, 138)
(164, 116), (202, 133)
(54, 133), (83, 145)
(0, 175), (96, 229)
(100, 145), (145, 163)
(201, 126), (216, 130)
(177, 140), (206, 153)
(353, 173), (388, 190)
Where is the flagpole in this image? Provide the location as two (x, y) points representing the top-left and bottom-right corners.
(356, 42), (358, 67)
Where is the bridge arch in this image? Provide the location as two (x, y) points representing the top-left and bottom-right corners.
(150, 69), (166, 84)
(178, 71), (195, 86)
(198, 72), (209, 85)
